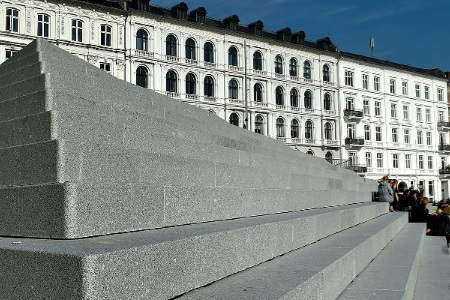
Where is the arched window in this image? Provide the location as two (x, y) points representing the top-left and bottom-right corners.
(323, 64), (330, 82)
(275, 86), (284, 106)
(229, 113), (239, 126)
(6, 8), (19, 32)
(228, 46), (238, 66)
(204, 75), (214, 97)
(253, 51), (262, 70)
(254, 83), (263, 102)
(324, 93), (332, 110)
(275, 55), (283, 74)
(136, 66), (148, 88)
(229, 79), (238, 99)
(324, 122), (332, 140)
(325, 151), (333, 163)
(289, 58), (297, 76)
(204, 42), (214, 63)
(37, 14), (50, 37)
(304, 90), (312, 109)
(166, 70), (177, 92)
(290, 88), (298, 107)
(166, 34), (177, 56)
(71, 19), (83, 42)
(305, 120), (313, 139)
(186, 72), (196, 95)
(136, 29), (148, 51)
(276, 117), (285, 137)
(303, 61), (311, 79)
(291, 119), (299, 138)
(185, 38), (196, 60)
(255, 115), (264, 134)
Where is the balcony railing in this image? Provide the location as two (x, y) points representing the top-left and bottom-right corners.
(439, 168), (450, 175)
(344, 109), (364, 119)
(329, 159), (367, 174)
(438, 121), (450, 131)
(438, 144), (450, 152)
(345, 137), (365, 146)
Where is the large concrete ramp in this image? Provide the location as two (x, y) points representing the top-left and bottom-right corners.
(0, 39), (399, 300)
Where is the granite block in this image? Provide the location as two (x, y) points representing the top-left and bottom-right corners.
(0, 90), (48, 122)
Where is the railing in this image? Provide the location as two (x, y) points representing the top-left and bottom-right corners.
(166, 91), (180, 98)
(204, 61), (216, 68)
(185, 58), (197, 65)
(439, 168), (450, 175)
(329, 159), (367, 174)
(344, 109), (364, 118)
(165, 55), (179, 62)
(252, 101), (268, 107)
(345, 137), (365, 146)
(438, 121), (450, 127)
(228, 65), (243, 72)
(134, 49), (154, 58)
(252, 69), (267, 76)
(275, 73), (285, 79)
(438, 144), (450, 151)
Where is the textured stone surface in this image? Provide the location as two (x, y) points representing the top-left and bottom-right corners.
(337, 223), (425, 300)
(0, 203), (393, 300)
(178, 213), (408, 300)
(0, 39), (377, 239)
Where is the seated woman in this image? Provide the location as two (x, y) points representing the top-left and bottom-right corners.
(410, 197), (429, 223)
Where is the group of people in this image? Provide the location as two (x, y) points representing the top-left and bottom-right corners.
(377, 175), (450, 238)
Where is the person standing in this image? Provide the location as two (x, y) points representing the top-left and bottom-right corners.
(378, 175), (393, 202)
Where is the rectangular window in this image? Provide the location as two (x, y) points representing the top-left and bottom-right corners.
(428, 156), (433, 169)
(415, 84), (420, 98)
(402, 81), (408, 95)
(392, 153), (399, 168)
(439, 111), (444, 122)
(438, 88), (443, 101)
(416, 107), (422, 122)
(390, 103), (397, 118)
(362, 74), (368, 89)
(377, 153), (383, 168)
(405, 154), (411, 169)
(71, 19), (83, 42)
(392, 128), (398, 143)
(363, 99), (370, 115)
(364, 125), (370, 141)
(429, 181), (434, 196)
(424, 86), (429, 99)
(374, 101), (381, 116)
(100, 24), (112, 46)
(374, 76), (380, 91)
(5, 49), (17, 59)
(404, 129), (410, 144)
(390, 79), (396, 94)
(100, 62), (111, 73)
(37, 14), (50, 37)
(403, 105), (408, 120)
(366, 152), (372, 167)
(417, 131), (423, 144)
(375, 126), (382, 141)
(426, 132), (432, 145)
(425, 109), (431, 122)
(6, 8), (19, 32)
(345, 70), (354, 86)
(418, 155), (424, 169)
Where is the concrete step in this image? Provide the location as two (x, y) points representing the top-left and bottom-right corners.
(337, 223), (425, 300)
(0, 62), (43, 89)
(0, 52), (41, 77)
(0, 73), (47, 104)
(0, 180), (387, 238)
(0, 111), (53, 148)
(0, 203), (392, 299)
(177, 212), (409, 300)
(0, 90), (49, 123)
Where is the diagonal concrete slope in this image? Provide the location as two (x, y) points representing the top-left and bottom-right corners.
(0, 39), (376, 239)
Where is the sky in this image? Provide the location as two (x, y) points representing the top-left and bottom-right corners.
(151, 0), (449, 72)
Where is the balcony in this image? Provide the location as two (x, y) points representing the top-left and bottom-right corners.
(439, 168), (450, 178)
(344, 109), (364, 121)
(329, 159), (367, 175)
(345, 137), (365, 148)
(438, 121), (450, 132)
(134, 49), (154, 58)
(439, 144), (450, 153)
(252, 69), (267, 76)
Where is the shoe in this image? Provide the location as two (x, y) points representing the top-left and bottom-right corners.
(389, 206), (395, 212)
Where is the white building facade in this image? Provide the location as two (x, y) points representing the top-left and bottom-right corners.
(1, 0), (449, 201)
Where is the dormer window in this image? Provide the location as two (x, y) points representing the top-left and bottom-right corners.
(276, 28), (291, 42)
(137, 0), (149, 11)
(189, 7), (207, 24)
(224, 15), (239, 30)
(248, 20), (263, 36)
(292, 31), (306, 44)
(171, 2), (188, 20)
